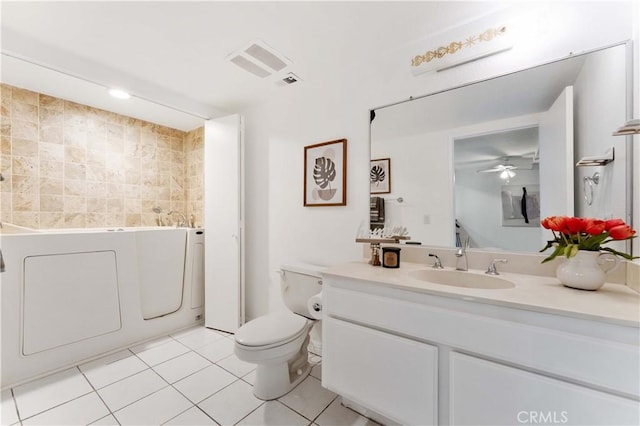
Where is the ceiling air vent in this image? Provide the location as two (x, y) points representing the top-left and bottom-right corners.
(227, 40), (291, 78)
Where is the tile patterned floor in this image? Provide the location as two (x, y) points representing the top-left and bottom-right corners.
(1, 326), (379, 426)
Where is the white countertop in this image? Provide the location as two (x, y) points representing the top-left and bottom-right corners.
(324, 260), (640, 328)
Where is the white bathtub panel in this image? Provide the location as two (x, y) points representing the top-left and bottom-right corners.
(136, 229), (187, 320)
(2, 229), (203, 388)
(22, 251), (122, 355)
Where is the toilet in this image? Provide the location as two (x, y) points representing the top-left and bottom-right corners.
(234, 264), (324, 400)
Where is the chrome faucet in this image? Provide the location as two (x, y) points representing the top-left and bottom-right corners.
(455, 238), (469, 271)
(486, 258), (508, 275)
(428, 253), (444, 269)
(168, 211), (187, 227)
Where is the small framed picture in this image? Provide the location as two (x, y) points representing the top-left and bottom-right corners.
(501, 184), (540, 227)
(370, 158), (391, 194)
(304, 138), (347, 206)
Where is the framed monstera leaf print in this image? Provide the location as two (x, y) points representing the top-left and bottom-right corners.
(304, 139), (347, 206)
(370, 158), (390, 194)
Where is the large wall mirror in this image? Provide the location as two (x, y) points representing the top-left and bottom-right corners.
(370, 43), (632, 253)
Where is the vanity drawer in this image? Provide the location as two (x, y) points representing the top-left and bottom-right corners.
(324, 279), (640, 398)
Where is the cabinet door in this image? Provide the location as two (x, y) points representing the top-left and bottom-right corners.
(323, 317), (437, 425)
(450, 352), (639, 425)
(204, 114), (245, 333)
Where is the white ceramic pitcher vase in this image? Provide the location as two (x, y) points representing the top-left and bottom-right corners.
(556, 251), (619, 291)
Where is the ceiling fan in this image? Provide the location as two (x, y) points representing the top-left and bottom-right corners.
(477, 163), (518, 174)
(477, 159), (518, 181)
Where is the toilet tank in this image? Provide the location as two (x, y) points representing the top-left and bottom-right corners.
(280, 264), (324, 317)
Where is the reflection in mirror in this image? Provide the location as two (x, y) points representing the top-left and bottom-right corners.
(454, 127), (541, 252)
(370, 43), (630, 253)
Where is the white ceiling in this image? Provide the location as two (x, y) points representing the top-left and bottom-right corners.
(1, 1), (502, 131)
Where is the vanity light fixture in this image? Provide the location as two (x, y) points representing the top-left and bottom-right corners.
(108, 88), (131, 99)
(612, 118), (640, 136)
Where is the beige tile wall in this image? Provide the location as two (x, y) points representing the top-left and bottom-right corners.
(184, 126), (204, 228)
(0, 84), (204, 229)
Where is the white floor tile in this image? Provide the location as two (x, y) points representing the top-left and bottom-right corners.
(80, 350), (148, 389)
(279, 376), (336, 420)
(310, 363), (322, 380)
(1, 389), (19, 425)
(13, 367), (94, 419)
(236, 400), (310, 426)
(98, 368), (167, 411)
(164, 406), (218, 425)
(241, 370), (256, 386)
(198, 380), (262, 426)
(90, 414), (120, 425)
(315, 398), (379, 426)
(309, 354), (322, 365)
(134, 339), (190, 366)
(153, 351), (211, 383)
(130, 335), (174, 353)
(216, 354), (256, 378)
(113, 386), (192, 426)
(22, 392), (108, 426)
(171, 326), (226, 350)
(173, 365), (237, 404)
(195, 338), (235, 363)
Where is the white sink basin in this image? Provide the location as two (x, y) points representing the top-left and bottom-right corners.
(408, 269), (515, 289)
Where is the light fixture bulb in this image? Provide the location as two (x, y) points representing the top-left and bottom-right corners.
(108, 88), (131, 99)
(500, 170), (516, 180)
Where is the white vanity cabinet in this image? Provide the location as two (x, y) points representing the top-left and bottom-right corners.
(323, 317), (438, 425)
(322, 273), (640, 426)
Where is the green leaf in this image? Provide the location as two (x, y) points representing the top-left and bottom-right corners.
(599, 246), (639, 260)
(541, 244), (565, 263)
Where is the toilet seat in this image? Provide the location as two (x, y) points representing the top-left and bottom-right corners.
(235, 312), (310, 350)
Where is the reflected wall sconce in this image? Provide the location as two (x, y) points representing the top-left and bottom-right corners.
(612, 118), (640, 136)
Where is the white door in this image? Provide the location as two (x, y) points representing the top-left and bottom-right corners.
(204, 115), (244, 333)
(539, 86), (574, 223)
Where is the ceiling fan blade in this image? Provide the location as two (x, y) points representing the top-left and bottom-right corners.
(477, 164), (518, 173)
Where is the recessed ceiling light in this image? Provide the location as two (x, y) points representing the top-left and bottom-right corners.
(108, 88), (131, 99)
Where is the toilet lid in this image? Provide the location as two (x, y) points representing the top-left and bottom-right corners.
(235, 312), (308, 347)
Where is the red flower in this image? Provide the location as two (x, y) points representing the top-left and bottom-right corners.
(544, 216), (567, 232)
(605, 218), (625, 231)
(584, 219), (606, 235)
(565, 217), (584, 234)
(609, 225), (636, 240)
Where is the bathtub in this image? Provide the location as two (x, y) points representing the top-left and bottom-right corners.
(0, 226), (205, 388)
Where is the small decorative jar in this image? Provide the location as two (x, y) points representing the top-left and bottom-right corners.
(556, 251), (619, 291)
(382, 247), (401, 268)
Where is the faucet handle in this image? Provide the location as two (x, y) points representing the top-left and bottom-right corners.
(486, 258), (508, 275)
(428, 253), (444, 269)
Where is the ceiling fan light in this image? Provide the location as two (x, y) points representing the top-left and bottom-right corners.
(500, 169), (516, 180)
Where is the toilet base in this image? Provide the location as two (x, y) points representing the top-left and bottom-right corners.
(252, 335), (312, 400)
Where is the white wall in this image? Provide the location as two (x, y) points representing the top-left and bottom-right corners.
(240, 1), (637, 320)
(370, 130), (453, 247)
(574, 45), (627, 221)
